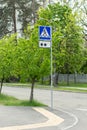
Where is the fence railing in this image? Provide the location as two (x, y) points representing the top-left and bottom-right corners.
(58, 74), (87, 83)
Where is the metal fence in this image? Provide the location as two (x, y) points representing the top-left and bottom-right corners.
(58, 74), (87, 83)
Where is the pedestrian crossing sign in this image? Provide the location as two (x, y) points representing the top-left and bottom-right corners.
(39, 26), (52, 41)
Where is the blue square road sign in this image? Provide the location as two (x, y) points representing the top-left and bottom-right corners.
(39, 26), (52, 41)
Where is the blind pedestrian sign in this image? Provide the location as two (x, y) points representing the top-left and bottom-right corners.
(39, 26), (52, 41)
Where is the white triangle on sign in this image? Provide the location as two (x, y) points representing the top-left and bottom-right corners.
(40, 27), (50, 38)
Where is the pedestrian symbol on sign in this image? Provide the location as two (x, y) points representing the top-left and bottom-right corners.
(40, 27), (50, 38)
(39, 26), (52, 41)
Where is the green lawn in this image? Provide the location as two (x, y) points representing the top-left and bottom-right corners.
(4, 83), (30, 87)
(4, 82), (87, 87)
(54, 86), (87, 93)
(0, 83), (87, 106)
(58, 82), (87, 88)
(3, 82), (87, 93)
(0, 94), (46, 106)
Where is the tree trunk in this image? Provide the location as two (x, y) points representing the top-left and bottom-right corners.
(0, 77), (4, 94)
(32, 0), (36, 24)
(67, 73), (70, 86)
(65, 63), (70, 86)
(74, 71), (77, 84)
(42, 0), (46, 7)
(57, 72), (60, 85)
(13, 4), (17, 33)
(12, 3), (18, 44)
(49, 75), (51, 85)
(41, 77), (44, 85)
(53, 73), (59, 87)
(0, 85), (2, 94)
(30, 78), (35, 101)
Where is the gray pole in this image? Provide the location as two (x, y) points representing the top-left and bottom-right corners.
(51, 41), (53, 110)
(49, 0), (53, 109)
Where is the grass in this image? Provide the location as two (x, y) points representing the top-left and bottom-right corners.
(0, 94), (46, 106)
(4, 83), (29, 87)
(58, 82), (87, 88)
(3, 82), (87, 93)
(54, 86), (87, 93)
(0, 83), (87, 107)
(4, 82), (87, 87)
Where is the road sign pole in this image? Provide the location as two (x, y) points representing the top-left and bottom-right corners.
(51, 42), (53, 110)
(39, 26), (53, 109)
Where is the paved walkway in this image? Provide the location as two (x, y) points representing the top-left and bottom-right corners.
(0, 106), (64, 130)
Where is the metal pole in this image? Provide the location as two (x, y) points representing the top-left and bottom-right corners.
(51, 41), (53, 110)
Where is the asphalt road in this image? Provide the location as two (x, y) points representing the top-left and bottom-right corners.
(2, 86), (87, 130)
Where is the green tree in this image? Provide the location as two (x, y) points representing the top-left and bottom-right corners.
(18, 0), (40, 33)
(0, 0), (21, 34)
(0, 35), (16, 94)
(0, 0), (40, 38)
(15, 26), (50, 101)
(37, 3), (84, 85)
(0, 7), (9, 38)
